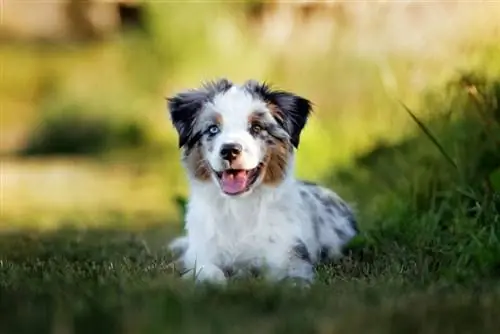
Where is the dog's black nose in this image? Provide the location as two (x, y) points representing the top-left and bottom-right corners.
(220, 143), (242, 161)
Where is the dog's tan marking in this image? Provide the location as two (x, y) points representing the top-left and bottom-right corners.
(185, 144), (211, 181)
(262, 139), (291, 185)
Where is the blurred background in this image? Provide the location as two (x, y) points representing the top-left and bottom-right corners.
(1, 0), (500, 231)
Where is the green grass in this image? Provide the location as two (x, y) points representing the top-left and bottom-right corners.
(1, 220), (499, 334)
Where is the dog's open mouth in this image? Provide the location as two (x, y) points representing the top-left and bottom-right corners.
(215, 165), (262, 196)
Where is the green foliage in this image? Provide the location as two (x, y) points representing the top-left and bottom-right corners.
(328, 72), (500, 208)
(491, 168), (500, 191)
(20, 99), (152, 156)
(173, 195), (188, 224)
(322, 72), (500, 285)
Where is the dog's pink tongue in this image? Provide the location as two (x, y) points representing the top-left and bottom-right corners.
(221, 170), (247, 194)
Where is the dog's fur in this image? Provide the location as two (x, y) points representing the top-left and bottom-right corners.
(166, 79), (358, 285)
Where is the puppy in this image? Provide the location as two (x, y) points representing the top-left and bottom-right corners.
(166, 79), (358, 285)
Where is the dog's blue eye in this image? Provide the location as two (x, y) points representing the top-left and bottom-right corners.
(208, 125), (220, 135)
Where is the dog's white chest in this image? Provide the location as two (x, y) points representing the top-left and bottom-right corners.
(186, 191), (301, 267)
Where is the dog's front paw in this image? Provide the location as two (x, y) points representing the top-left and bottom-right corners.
(182, 263), (227, 285)
(168, 236), (189, 257)
(283, 276), (313, 289)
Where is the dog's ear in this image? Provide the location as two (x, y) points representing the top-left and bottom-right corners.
(268, 91), (312, 148)
(245, 80), (313, 147)
(167, 79), (233, 148)
(167, 89), (208, 148)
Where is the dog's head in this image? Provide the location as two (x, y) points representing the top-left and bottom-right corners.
(167, 79), (312, 197)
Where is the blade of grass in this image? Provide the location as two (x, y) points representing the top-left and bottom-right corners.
(397, 100), (458, 171)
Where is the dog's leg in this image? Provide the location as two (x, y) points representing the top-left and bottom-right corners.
(182, 248), (227, 285)
(168, 236), (189, 257)
(265, 258), (315, 287)
(189, 263), (227, 285)
(284, 258), (315, 287)
(263, 241), (315, 286)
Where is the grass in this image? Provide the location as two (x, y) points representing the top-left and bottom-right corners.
(0, 216), (499, 334)
(0, 156), (185, 230)
(1, 73), (500, 333)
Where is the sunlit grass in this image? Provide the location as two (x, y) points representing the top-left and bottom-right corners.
(0, 155), (188, 231)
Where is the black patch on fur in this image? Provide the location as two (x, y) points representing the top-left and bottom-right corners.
(222, 266), (235, 278)
(347, 212), (359, 234)
(300, 189), (317, 214)
(249, 114), (289, 147)
(312, 216), (322, 243)
(244, 80), (313, 148)
(299, 180), (318, 187)
(337, 201), (352, 216)
(249, 267), (261, 278)
(313, 191), (322, 202)
(300, 189), (309, 199)
(324, 197), (359, 235)
(184, 131), (203, 151)
(334, 227), (348, 241)
(292, 239), (311, 263)
(265, 125), (289, 144)
(319, 246), (330, 263)
(318, 192), (351, 218)
(167, 78), (233, 148)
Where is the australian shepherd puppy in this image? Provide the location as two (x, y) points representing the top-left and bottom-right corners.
(166, 78), (358, 285)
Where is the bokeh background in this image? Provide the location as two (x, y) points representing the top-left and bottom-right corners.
(2, 0), (500, 232)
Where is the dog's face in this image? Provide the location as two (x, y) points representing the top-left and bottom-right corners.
(167, 79), (312, 197)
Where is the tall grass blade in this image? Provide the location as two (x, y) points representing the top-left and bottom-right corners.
(397, 100), (458, 170)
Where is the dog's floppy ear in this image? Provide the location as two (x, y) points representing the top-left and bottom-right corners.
(268, 90), (312, 148)
(167, 79), (233, 148)
(245, 80), (313, 147)
(167, 89), (208, 148)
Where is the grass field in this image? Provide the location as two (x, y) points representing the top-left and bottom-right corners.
(2, 73), (499, 333)
(2, 2), (500, 333)
(1, 227), (499, 334)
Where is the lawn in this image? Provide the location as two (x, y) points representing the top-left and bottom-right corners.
(1, 213), (499, 334)
(2, 73), (499, 333)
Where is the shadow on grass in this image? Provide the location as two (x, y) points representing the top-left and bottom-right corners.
(19, 100), (153, 157)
